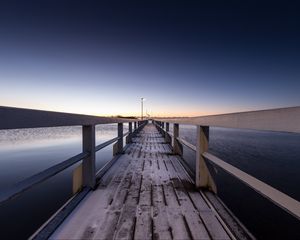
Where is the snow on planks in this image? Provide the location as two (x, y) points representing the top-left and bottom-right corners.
(51, 123), (232, 240)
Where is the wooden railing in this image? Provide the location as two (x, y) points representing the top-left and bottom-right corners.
(153, 106), (300, 221)
(0, 106), (147, 205)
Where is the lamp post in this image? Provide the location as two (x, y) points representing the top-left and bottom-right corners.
(141, 98), (146, 120)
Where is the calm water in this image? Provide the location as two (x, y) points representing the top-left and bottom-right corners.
(0, 124), (299, 239)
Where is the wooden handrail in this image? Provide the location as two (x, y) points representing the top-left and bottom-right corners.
(155, 106), (300, 133)
(0, 106), (138, 130)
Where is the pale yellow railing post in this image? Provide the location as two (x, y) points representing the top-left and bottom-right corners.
(173, 123), (182, 155)
(82, 125), (96, 188)
(196, 126), (216, 192)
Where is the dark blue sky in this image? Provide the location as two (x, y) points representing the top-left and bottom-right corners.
(0, 0), (299, 116)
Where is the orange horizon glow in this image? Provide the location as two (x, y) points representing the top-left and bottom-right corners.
(1, 101), (281, 119)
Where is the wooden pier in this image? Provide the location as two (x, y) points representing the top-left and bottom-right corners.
(1, 106), (300, 239)
(50, 124), (235, 239)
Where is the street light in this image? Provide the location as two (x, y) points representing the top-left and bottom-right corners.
(141, 98), (146, 120)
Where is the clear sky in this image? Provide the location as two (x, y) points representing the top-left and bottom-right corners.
(0, 1), (299, 117)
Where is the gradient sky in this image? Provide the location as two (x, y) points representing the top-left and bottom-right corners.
(0, 1), (299, 117)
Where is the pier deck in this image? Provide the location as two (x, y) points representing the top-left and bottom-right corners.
(50, 124), (235, 240)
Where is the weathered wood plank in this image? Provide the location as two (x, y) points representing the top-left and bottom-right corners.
(152, 152), (172, 240)
(165, 156), (211, 240)
(112, 152), (144, 240)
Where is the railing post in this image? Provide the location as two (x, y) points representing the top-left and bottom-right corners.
(126, 122), (132, 144)
(173, 123), (182, 155)
(162, 122), (165, 129)
(113, 123), (123, 155)
(196, 126), (216, 192)
(165, 122), (171, 143)
(118, 123), (123, 153)
(134, 121), (137, 130)
(82, 125), (96, 188)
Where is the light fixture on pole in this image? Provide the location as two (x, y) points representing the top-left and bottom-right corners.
(141, 98), (146, 120)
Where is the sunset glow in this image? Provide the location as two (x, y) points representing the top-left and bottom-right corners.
(0, 1), (299, 117)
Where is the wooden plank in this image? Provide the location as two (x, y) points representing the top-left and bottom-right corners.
(112, 154), (144, 240)
(200, 211), (231, 240)
(95, 156), (136, 239)
(171, 155), (211, 212)
(111, 135), (149, 240)
(135, 156), (153, 239)
(135, 206), (152, 240)
(165, 156), (211, 240)
(156, 156), (190, 240)
(112, 205), (136, 240)
(152, 152), (173, 240)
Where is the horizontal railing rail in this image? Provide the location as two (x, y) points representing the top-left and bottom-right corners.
(177, 137), (196, 151)
(0, 152), (88, 204)
(155, 106), (300, 133)
(95, 136), (120, 152)
(0, 106), (148, 206)
(203, 152), (300, 220)
(153, 106), (300, 221)
(0, 106), (138, 130)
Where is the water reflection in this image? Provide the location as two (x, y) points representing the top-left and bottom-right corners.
(0, 123), (122, 239)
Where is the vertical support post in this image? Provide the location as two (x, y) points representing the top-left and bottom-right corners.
(127, 122), (132, 143)
(173, 123), (180, 154)
(117, 123), (123, 153)
(113, 123), (124, 155)
(82, 125), (96, 188)
(165, 122), (171, 143)
(196, 126), (216, 192)
(161, 122), (165, 136)
(134, 121), (137, 130)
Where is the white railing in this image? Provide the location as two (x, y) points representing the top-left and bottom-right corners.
(153, 106), (300, 220)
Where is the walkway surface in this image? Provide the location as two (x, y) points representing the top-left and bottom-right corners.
(51, 124), (233, 240)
